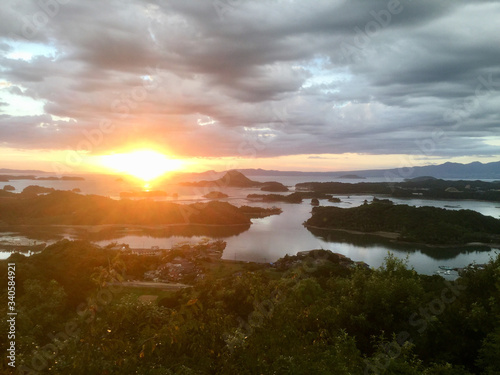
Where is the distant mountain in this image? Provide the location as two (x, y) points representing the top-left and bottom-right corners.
(236, 161), (500, 180)
(353, 161), (500, 180)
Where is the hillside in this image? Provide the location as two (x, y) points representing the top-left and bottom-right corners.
(1, 240), (500, 374)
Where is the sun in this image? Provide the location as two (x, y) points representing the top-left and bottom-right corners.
(100, 150), (183, 181)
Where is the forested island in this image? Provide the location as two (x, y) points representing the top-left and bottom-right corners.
(1, 240), (499, 374)
(0, 190), (255, 226)
(305, 200), (500, 245)
(0, 175), (84, 182)
(297, 178), (500, 202)
(247, 191), (333, 203)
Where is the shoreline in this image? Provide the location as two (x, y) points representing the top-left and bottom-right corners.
(0, 222), (251, 232)
(298, 191), (500, 205)
(303, 224), (500, 249)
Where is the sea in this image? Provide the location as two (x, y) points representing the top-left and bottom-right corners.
(1, 173), (499, 278)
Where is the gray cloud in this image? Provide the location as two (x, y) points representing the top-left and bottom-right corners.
(0, 0), (499, 160)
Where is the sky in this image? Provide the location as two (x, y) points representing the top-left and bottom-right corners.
(0, 0), (499, 174)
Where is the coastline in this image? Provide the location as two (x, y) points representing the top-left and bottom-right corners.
(0, 222), (252, 233)
(303, 224), (500, 249)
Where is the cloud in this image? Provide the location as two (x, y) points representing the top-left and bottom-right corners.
(0, 0), (499, 161)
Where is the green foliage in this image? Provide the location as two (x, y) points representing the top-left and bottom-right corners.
(2, 241), (500, 374)
(306, 202), (500, 245)
(0, 190), (251, 225)
(296, 179), (500, 202)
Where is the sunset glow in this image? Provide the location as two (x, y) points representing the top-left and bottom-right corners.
(99, 150), (183, 181)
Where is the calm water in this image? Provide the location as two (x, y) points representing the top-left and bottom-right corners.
(1, 173), (500, 276)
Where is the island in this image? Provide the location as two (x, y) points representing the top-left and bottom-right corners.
(0, 175), (36, 181)
(260, 181), (289, 192)
(404, 176), (437, 182)
(238, 205), (282, 218)
(296, 178), (500, 202)
(0, 190), (253, 226)
(0, 174), (85, 182)
(203, 191), (229, 199)
(181, 170), (288, 192)
(20, 185), (56, 196)
(247, 191), (334, 204)
(247, 193), (304, 203)
(304, 200), (500, 245)
(180, 170), (262, 188)
(0, 190), (284, 229)
(338, 174), (366, 179)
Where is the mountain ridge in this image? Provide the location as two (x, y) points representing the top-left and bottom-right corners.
(2, 161), (499, 180)
(234, 161), (500, 179)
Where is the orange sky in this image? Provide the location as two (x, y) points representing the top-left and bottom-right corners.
(1, 147), (498, 179)
(1, 2), (499, 175)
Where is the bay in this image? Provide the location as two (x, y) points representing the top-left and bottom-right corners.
(1, 173), (500, 277)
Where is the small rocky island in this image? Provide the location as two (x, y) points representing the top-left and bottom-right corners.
(337, 174), (366, 179)
(203, 191), (229, 199)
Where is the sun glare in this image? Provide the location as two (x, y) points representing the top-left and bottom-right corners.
(100, 150), (183, 181)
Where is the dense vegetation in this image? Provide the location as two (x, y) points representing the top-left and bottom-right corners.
(238, 205), (282, 218)
(260, 182), (289, 192)
(0, 191), (252, 226)
(248, 191), (333, 204)
(305, 201), (500, 245)
(1, 241), (500, 374)
(248, 192), (304, 203)
(296, 179), (500, 202)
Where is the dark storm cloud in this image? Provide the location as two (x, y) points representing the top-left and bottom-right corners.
(0, 0), (499, 158)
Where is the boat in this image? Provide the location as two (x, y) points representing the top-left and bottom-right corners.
(439, 265), (454, 271)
